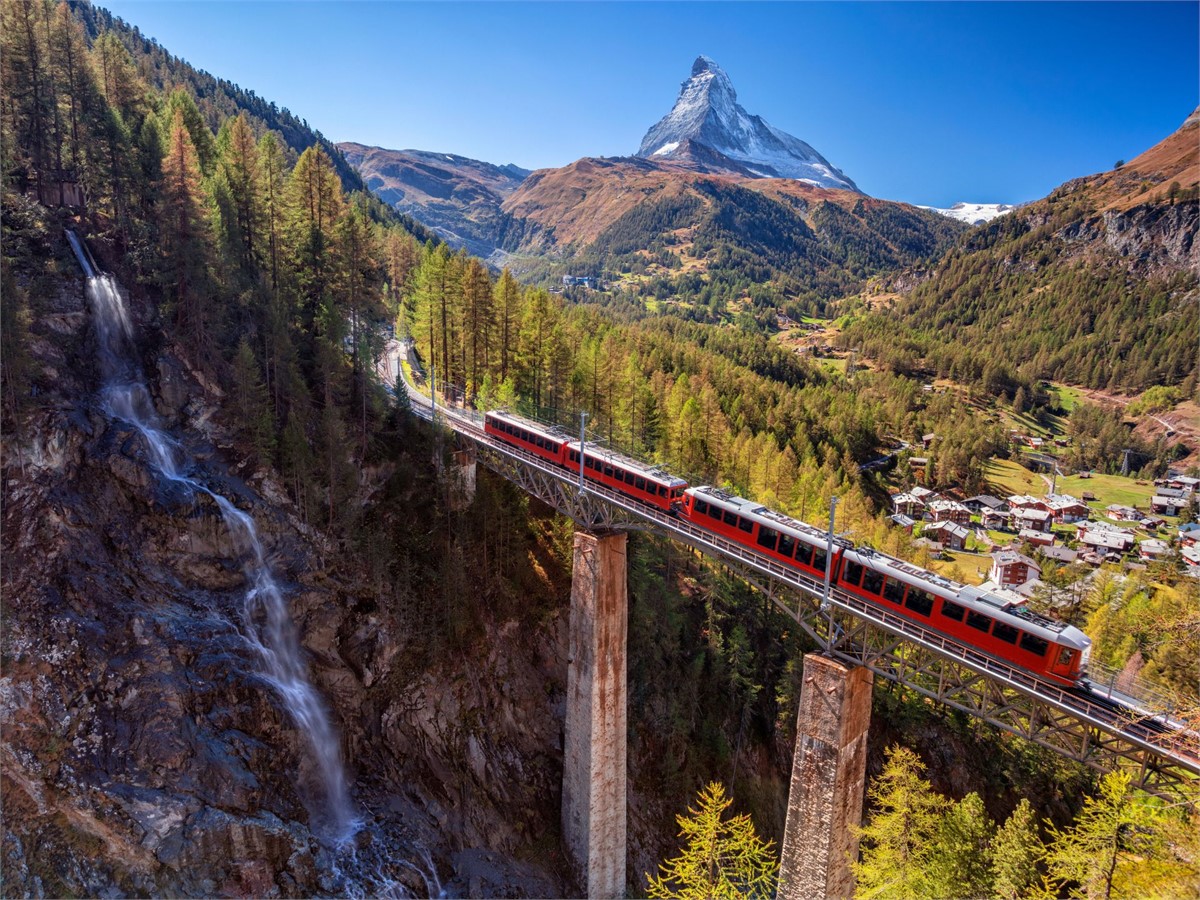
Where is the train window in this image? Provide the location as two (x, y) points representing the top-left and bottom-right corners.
(707, 504), (722, 521)
(636, 477), (646, 492)
(1058, 648), (1073, 667)
(778, 534), (795, 558)
(861, 569), (884, 596)
(794, 542), (812, 566)
(723, 510), (738, 527)
(843, 561), (864, 586)
(1020, 633), (1049, 657)
(993, 622), (1019, 644)
(694, 499), (707, 515)
(811, 548), (827, 573)
(757, 527), (779, 551)
(659, 486), (667, 497)
(905, 589), (934, 616)
(941, 600), (965, 622)
(883, 578), (906, 604)
(738, 517), (753, 533)
(966, 610), (992, 633)
(625, 472), (635, 485)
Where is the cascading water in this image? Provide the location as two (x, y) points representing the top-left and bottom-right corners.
(66, 231), (358, 846)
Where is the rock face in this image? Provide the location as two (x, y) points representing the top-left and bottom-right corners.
(337, 142), (530, 258)
(1, 244), (568, 897)
(636, 56), (860, 191)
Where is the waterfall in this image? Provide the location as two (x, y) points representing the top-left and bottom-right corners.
(68, 231), (358, 846)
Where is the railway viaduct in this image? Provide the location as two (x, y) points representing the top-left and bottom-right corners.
(392, 346), (1198, 899)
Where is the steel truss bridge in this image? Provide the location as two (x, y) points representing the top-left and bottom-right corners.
(395, 350), (1199, 805)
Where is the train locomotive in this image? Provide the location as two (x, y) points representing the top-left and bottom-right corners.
(484, 409), (1091, 688)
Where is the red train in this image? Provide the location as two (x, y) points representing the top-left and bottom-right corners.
(484, 410), (1091, 687)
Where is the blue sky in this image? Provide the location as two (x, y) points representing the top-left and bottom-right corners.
(102, 1), (1197, 206)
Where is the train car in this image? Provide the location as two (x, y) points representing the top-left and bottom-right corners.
(484, 410), (571, 467)
(565, 442), (687, 511)
(837, 547), (1090, 686)
(680, 486), (847, 581)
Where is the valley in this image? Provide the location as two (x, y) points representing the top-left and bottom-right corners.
(3, 2), (1199, 898)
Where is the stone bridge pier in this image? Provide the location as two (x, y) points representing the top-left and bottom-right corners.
(777, 653), (873, 900)
(561, 529), (628, 898)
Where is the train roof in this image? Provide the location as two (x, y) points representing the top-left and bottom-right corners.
(486, 409), (574, 442)
(567, 441), (687, 487)
(687, 486), (850, 549)
(845, 546), (1089, 649)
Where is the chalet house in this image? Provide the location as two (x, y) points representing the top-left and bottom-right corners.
(1182, 545), (1200, 574)
(981, 508), (1010, 530)
(1045, 494), (1089, 523)
(1140, 516), (1165, 531)
(1018, 528), (1055, 548)
(889, 513), (915, 534)
(1150, 494), (1185, 516)
(923, 521), (969, 551)
(1105, 504), (1141, 521)
(891, 492), (926, 517)
(1012, 507), (1053, 533)
(1166, 475), (1200, 493)
(921, 433), (937, 450)
(927, 499), (972, 525)
(1007, 494), (1048, 512)
(1178, 523), (1200, 548)
(964, 495), (1007, 514)
(910, 486), (938, 502)
(1138, 539), (1170, 561)
(1081, 490), (1098, 502)
(1079, 529), (1135, 555)
(990, 550), (1042, 589)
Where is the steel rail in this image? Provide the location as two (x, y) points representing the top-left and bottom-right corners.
(402, 366), (1200, 797)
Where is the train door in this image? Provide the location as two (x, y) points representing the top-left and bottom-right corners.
(1049, 646), (1077, 680)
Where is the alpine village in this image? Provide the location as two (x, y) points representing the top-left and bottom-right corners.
(1, 2), (1198, 898)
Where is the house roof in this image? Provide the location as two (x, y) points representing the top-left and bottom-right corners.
(1081, 531), (1132, 551)
(889, 513), (915, 528)
(1040, 545), (1079, 563)
(992, 549), (1042, 572)
(925, 521), (969, 540)
(965, 494), (1006, 509)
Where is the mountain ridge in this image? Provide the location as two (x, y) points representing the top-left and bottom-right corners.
(635, 56), (860, 191)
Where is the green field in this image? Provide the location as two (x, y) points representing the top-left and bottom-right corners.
(1048, 382), (1085, 413)
(1055, 471), (1157, 511)
(984, 459), (1046, 498)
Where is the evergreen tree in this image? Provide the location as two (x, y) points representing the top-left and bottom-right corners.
(645, 781), (778, 900)
(924, 792), (995, 899)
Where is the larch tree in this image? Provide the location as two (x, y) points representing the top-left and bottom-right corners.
(645, 781), (777, 900)
(990, 799), (1042, 900)
(160, 105), (211, 354)
(851, 745), (951, 900)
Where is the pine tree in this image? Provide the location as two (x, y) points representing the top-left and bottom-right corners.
(231, 337), (275, 459)
(645, 781), (778, 900)
(923, 792), (995, 899)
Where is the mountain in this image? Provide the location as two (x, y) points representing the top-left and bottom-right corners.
(636, 56), (860, 191)
(842, 108), (1199, 392)
(499, 156), (962, 313)
(337, 143), (530, 256)
(920, 202), (1016, 226)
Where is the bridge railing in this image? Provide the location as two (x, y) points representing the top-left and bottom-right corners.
(399, 345), (1200, 772)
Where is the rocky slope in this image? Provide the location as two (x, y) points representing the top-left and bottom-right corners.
(1, 227), (568, 897)
(636, 56), (859, 190)
(337, 143), (530, 257)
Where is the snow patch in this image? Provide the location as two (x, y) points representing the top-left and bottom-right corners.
(919, 202), (1015, 225)
(652, 141), (681, 157)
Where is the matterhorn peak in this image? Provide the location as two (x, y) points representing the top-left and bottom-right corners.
(636, 56), (860, 192)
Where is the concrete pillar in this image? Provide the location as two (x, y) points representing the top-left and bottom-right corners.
(777, 654), (873, 900)
(446, 447), (476, 511)
(562, 530), (628, 899)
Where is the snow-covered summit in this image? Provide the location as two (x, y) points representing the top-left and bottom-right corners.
(919, 202), (1015, 225)
(636, 56), (860, 192)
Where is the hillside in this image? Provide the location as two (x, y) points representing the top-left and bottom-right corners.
(842, 108), (1200, 393)
(338, 142), (529, 256)
(498, 155), (964, 316)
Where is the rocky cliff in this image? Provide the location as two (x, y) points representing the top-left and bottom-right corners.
(1, 226), (569, 897)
